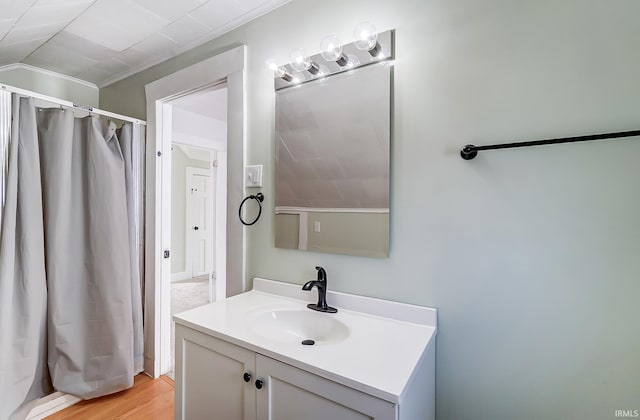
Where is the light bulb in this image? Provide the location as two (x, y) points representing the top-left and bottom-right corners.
(353, 22), (377, 50)
(320, 35), (343, 62)
(290, 49), (311, 72)
(290, 48), (320, 75)
(353, 21), (379, 53)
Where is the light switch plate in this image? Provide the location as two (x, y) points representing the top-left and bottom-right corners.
(245, 165), (263, 188)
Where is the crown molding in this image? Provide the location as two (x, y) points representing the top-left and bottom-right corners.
(0, 63), (98, 90)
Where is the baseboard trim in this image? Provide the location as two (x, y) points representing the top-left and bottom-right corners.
(26, 392), (82, 420)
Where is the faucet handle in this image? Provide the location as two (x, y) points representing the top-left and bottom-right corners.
(315, 266), (327, 282)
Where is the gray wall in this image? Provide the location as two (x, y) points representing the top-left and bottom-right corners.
(100, 0), (640, 418)
(0, 66), (98, 106)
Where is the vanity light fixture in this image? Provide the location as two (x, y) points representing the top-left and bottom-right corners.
(320, 35), (349, 67)
(353, 21), (382, 57)
(273, 27), (394, 89)
(290, 49), (320, 75)
(267, 59), (295, 82)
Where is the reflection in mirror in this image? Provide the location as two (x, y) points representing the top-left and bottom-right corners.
(275, 62), (391, 257)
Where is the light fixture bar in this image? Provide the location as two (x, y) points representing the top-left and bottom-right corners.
(274, 29), (394, 91)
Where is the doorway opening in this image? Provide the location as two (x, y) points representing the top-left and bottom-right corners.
(165, 85), (228, 378)
(144, 45), (246, 378)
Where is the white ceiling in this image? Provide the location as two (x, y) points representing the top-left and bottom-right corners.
(0, 0), (291, 87)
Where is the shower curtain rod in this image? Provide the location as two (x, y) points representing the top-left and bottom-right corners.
(1, 84), (146, 125)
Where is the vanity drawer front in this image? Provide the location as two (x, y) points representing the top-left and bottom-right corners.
(256, 354), (397, 420)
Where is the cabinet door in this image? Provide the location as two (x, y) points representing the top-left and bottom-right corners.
(256, 355), (396, 420)
(175, 325), (256, 420)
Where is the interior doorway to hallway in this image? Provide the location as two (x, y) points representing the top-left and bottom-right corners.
(145, 45), (246, 379)
(165, 84), (228, 378)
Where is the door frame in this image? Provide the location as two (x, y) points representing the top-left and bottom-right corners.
(145, 45), (247, 377)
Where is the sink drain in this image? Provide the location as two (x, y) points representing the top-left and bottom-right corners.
(301, 339), (315, 346)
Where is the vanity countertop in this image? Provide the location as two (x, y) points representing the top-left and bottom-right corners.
(173, 278), (437, 403)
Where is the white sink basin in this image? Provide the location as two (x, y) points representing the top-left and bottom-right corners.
(246, 308), (350, 345)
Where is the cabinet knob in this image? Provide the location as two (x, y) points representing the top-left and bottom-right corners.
(255, 379), (264, 390)
(243, 372), (252, 383)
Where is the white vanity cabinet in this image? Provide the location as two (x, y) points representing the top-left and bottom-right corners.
(173, 278), (437, 420)
(175, 324), (397, 420)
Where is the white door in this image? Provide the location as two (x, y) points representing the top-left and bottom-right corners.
(186, 167), (214, 279)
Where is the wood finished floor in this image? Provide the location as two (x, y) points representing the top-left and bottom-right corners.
(46, 374), (174, 419)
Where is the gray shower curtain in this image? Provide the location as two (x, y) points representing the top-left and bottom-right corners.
(0, 95), (145, 419)
(0, 95), (51, 420)
(118, 122), (146, 374)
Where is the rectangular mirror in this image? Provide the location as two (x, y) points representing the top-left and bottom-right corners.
(275, 61), (391, 257)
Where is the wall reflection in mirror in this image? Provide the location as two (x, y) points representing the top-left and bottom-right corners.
(275, 58), (392, 257)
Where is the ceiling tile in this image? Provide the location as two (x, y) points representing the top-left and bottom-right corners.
(231, 0), (277, 13)
(17, 0), (92, 27)
(116, 46), (154, 66)
(160, 15), (210, 46)
(0, 38), (43, 64)
(64, 15), (133, 52)
(25, 41), (98, 75)
(2, 22), (64, 45)
(73, 66), (113, 84)
(131, 0), (207, 21)
(34, 0), (94, 5)
(48, 31), (117, 61)
(132, 33), (180, 58)
(25, 55), (95, 75)
(190, 0), (246, 28)
(0, 0), (38, 20)
(65, 0), (170, 52)
(96, 57), (130, 74)
(0, 18), (17, 40)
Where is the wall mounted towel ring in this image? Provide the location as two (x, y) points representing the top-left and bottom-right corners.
(239, 193), (264, 226)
